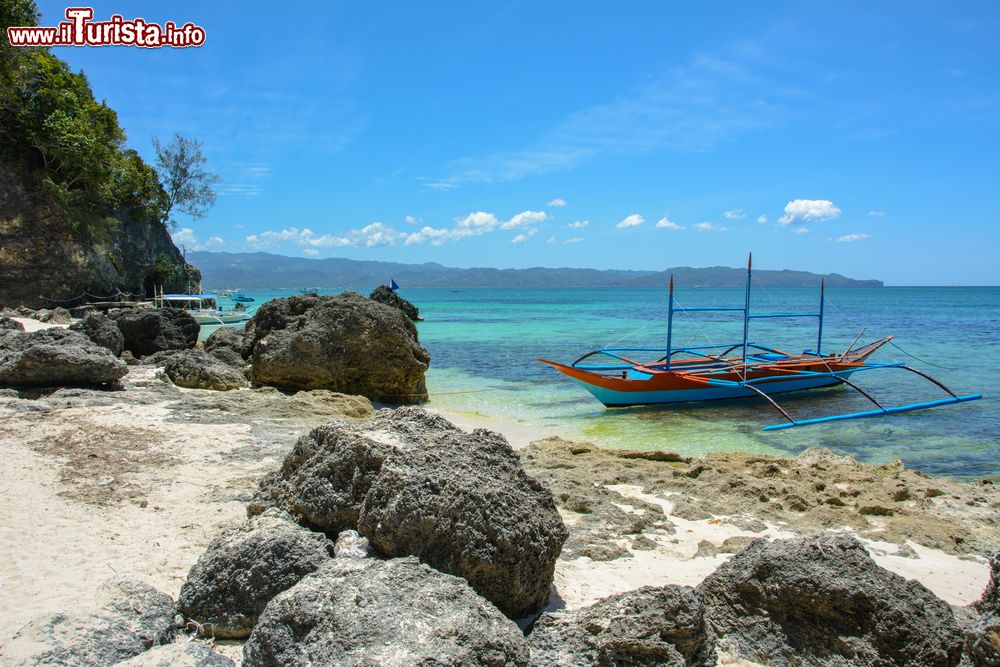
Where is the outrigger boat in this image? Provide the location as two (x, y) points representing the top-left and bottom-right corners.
(539, 255), (981, 430)
(154, 292), (252, 326)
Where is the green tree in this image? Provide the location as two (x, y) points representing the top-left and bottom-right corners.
(152, 134), (220, 229)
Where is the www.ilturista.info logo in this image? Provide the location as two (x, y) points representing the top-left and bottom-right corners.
(7, 7), (206, 48)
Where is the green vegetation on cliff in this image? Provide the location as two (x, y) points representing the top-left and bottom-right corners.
(0, 1), (210, 306)
(0, 2), (167, 239)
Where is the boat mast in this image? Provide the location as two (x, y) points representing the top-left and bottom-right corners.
(817, 277), (825, 355)
(666, 274), (675, 370)
(741, 253), (752, 369)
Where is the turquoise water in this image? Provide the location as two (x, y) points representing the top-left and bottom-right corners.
(204, 286), (998, 480)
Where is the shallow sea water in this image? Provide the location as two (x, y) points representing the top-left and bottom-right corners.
(203, 285), (998, 480)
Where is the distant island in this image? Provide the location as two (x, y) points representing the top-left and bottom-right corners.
(189, 251), (883, 289)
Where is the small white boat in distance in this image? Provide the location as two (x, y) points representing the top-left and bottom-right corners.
(156, 293), (252, 325)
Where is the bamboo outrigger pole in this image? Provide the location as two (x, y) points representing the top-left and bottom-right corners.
(665, 273), (675, 371)
(741, 253), (752, 370)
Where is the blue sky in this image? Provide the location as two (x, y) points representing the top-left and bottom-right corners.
(35, 1), (1000, 284)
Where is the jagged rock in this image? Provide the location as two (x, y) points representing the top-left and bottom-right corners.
(110, 308), (199, 357)
(242, 557), (529, 667)
(70, 312), (125, 356)
(178, 508), (334, 639)
(249, 407), (567, 618)
(140, 349), (184, 366)
(965, 551), (1000, 666)
(96, 579), (177, 648)
(163, 349), (248, 391)
(529, 585), (716, 666)
(203, 326), (245, 366)
(369, 284), (421, 321)
(203, 326), (243, 355)
(48, 307), (74, 324)
(243, 292), (430, 404)
(113, 642), (236, 667)
(0, 166), (197, 310)
(0, 328), (128, 387)
(964, 612), (1000, 667)
(0, 316), (25, 332)
(977, 551), (1000, 616)
(3, 578), (175, 667)
(697, 534), (964, 666)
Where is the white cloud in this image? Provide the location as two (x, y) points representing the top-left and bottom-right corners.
(174, 228), (226, 250)
(777, 199), (842, 226)
(791, 227), (809, 235)
(836, 233), (870, 242)
(510, 229), (538, 244)
(567, 220), (589, 229)
(564, 237), (584, 245)
(172, 227), (197, 247)
(694, 222), (728, 232)
(452, 211), (500, 238)
(302, 248), (320, 256)
(868, 210), (886, 218)
(547, 236), (557, 245)
(616, 214), (645, 229)
(547, 198), (567, 207)
(655, 216), (684, 230)
(500, 210), (548, 230)
(757, 214), (768, 224)
(245, 227), (305, 249)
(245, 207), (551, 252)
(723, 208), (746, 220)
(404, 226), (452, 246)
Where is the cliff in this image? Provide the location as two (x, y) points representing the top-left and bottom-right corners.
(0, 166), (197, 307)
(0, 2), (197, 308)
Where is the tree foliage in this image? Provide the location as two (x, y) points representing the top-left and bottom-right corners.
(153, 134), (220, 229)
(0, 1), (213, 239)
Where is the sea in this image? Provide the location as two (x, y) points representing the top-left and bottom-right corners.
(201, 286), (998, 481)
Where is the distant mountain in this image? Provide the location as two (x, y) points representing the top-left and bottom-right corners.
(188, 252), (883, 289)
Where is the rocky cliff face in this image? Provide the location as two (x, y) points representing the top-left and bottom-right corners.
(0, 167), (197, 308)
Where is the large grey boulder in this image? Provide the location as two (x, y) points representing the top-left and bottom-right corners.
(113, 642), (235, 666)
(243, 292), (430, 404)
(0, 316), (24, 332)
(976, 550), (1000, 616)
(110, 308), (199, 357)
(37, 307), (73, 324)
(242, 557), (530, 667)
(965, 550), (1000, 666)
(369, 284), (421, 321)
(203, 326), (245, 366)
(528, 585), (716, 666)
(203, 326), (243, 355)
(178, 509), (333, 639)
(0, 328), (127, 387)
(250, 407), (567, 618)
(163, 349), (248, 391)
(3, 578), (175, 667)
(70, 312), (125, 356)
(696, 534), (964, 666)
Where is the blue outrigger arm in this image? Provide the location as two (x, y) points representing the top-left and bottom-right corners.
(756, 364), (983, 431)
(762, 393), (982, 430)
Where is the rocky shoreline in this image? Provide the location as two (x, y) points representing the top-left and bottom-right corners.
(1, 302), (997, 665)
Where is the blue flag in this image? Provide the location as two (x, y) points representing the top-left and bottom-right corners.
(390, 279), (400, 291)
